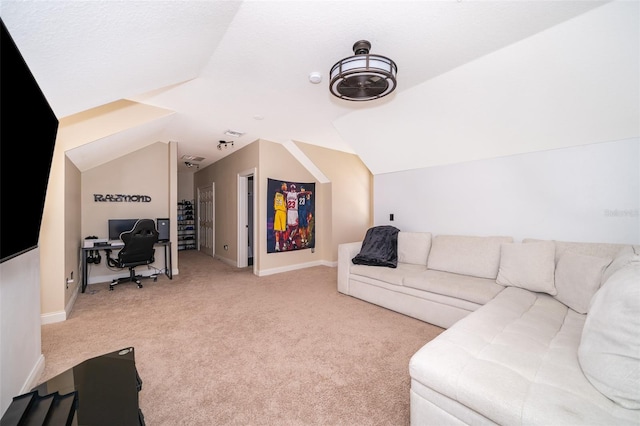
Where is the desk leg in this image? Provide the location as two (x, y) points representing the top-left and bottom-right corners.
(164, 242), (173, 279)
(82, 249), (88, 293)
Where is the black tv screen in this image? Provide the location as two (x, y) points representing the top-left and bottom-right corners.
(1, 19), (59, 263)
(108, 219), (140, 241)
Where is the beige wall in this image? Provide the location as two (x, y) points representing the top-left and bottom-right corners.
(257, 140), (325, 272)
(294, 141), (373, 260)
(194, 139), (372, 274)
(80, 142), (172, 283)
(40, 101), (176, 321)
(194, 140), (260, 263)
(40, 111), (371, 318)
(64, 157), (82, 307)
(39, 127), (67, 319)
(178, 171), (195, 202)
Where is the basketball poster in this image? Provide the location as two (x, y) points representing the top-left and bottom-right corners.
(267, 179), (315, 253)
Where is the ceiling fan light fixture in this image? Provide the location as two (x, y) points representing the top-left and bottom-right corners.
(329, 40), (398, 101)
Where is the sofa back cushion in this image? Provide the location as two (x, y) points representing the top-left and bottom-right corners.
(523, 238), (625, 263)
(553, 251), (611, 313)
(523, 239), (632, 312)
(397, 232), (432, 266)
(496, 241), (557, 295)
(427, 235), (513, 279)
(578, 261), (640, 409)
(601, 245), (640, 284)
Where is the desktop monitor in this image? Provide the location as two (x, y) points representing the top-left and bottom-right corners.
(108, 219), (140, 241)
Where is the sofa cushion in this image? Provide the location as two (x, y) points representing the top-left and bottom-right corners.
(410, 287), (640, 425)
(427, 235), (513, 279)
(350, 263), (427, 286)
(601, 245), (640, 285)
(404, 270), (504, 305)
(397, 232), (432, 265)
(554, 252), (611, 314)
(496, 241), (556, 295)
(578, 262), (640, 409)
(523, 238), (627, 264)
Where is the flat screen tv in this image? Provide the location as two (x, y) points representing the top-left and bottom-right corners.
(108, 219), (140, 241)
(1, 19), (59, 263)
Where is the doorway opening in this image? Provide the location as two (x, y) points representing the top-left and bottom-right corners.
(237, 169), (256, 271)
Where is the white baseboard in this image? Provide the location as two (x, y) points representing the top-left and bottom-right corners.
(20, 354), (45, 394)
(258, 259), (334, 276)
(214, 254), (236, 266)
(41, 310), (66, 325)
(65, 284), (79, 314)
(213, 255), (335, 275)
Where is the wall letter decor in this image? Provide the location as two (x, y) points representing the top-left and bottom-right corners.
(93, 194), (152, 202)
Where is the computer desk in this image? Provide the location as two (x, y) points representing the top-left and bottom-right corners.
(81, 241), (172, 293)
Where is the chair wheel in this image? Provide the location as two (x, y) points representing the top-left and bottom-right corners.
(138, 284), (143, 288)
(109, 285), (114, 291)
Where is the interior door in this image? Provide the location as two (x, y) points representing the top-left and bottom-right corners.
(198, 183), (214, 257)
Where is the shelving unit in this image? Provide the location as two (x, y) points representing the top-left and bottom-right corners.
(177, 200), (196, 251)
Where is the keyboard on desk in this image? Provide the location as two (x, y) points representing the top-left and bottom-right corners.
(108, 240), (125, 247)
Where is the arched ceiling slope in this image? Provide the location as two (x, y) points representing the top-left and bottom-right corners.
(3, 0), (635, 174)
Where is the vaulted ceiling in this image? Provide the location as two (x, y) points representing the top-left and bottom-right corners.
(2, 1), (636, 175)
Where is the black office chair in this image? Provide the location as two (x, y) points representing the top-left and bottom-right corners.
(105, 219), (159, 291)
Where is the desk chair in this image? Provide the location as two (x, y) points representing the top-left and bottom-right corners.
(105, 219), (159, 291)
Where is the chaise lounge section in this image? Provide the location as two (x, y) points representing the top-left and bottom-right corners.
(337, 230), (640, 425)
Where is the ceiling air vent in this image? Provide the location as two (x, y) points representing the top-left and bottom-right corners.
(224, 130), (245, 138)
(181, 155), (205, 162)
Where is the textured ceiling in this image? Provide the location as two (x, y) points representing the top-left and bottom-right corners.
(1, 0), (624, 174)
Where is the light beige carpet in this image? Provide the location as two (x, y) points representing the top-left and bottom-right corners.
(40, 250), (444, 425)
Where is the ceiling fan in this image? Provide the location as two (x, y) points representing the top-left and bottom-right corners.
(329, 40), (398, 101)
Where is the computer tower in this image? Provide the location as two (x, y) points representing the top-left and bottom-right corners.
(156, 218), (170, 242)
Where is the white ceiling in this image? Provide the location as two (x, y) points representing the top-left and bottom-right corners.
(1, 0), (619, 174)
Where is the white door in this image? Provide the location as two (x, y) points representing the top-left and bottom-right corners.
(198, 184), (214, 257)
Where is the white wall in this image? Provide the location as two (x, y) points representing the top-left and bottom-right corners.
(0, 248), (45, 417)
(374, 138), (639, 244)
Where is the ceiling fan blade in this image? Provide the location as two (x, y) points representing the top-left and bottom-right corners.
(337, 75), (388, 97)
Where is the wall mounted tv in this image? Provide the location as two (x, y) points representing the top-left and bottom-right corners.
(108, 219), (140, 241)
(1, 19), (59, 263)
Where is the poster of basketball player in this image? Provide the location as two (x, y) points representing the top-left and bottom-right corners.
(267, 178), (315, 253)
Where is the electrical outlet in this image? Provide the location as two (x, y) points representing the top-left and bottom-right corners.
(224, 244), (229, 250)
(66, 271), (75, 289)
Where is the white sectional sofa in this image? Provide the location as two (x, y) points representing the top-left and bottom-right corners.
(337, 231), (640, 425)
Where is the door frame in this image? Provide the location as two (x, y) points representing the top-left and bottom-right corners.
(237, 168), (257, 272)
